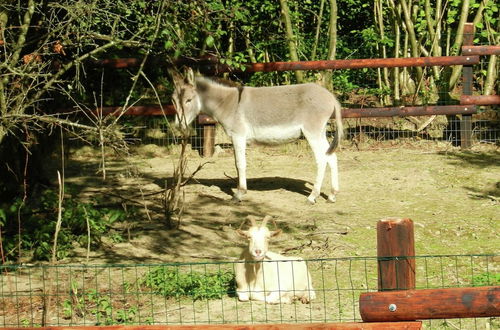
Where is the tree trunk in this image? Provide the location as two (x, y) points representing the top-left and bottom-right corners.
(323, 0), (338, 90)
(311, 0), (326, 61)
(400, 0), (423, 83)
(245, 32), (257, 63)
(448, 0), (471, 90)
(389, 1), (402, 103)
(375, 0), (390, 105)
(279, 0), (304, 83)
(484, 55), (497, 95)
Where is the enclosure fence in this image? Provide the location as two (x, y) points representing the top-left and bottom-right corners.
(118, 115), (499, 151)
(1, 254), (498, 328)
(92, 23), (499, 154)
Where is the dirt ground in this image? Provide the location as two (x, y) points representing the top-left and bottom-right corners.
(65, 140), (499, 264)
(2, 140), (499, 328)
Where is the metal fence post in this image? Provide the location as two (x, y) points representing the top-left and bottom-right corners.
(377, 218), (416, 291)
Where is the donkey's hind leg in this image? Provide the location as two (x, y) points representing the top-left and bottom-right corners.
(326, 151), (339, 203)
(231, 135), (248, 202)
(303, 131), (329, 204)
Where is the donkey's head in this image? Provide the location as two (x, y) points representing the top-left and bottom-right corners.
(237, 216), (282, 261)
(170, 68), (202, 129)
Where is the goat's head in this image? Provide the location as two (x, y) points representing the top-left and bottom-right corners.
(237, 216), (282, 261)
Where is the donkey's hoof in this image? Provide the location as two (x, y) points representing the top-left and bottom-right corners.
(327, 195), (337, 203)
(307, 196), (316, 205)
(231, 195), (242, 203)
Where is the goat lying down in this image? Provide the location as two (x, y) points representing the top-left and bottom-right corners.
(235, 216), (316, 304)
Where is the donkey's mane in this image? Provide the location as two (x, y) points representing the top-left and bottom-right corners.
(197, 76), (242, 89)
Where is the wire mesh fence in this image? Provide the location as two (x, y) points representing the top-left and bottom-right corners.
(1, 254), (498, 328)
(117, 113), (499, 153)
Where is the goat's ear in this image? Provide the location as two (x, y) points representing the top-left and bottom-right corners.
(270, 229), (282, 238)
(236, 229), (250, 238)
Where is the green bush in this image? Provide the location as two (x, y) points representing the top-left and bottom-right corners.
(141, 266), (235, 301)
(0, 188), (127, 262)
(472, 272), (500, 287)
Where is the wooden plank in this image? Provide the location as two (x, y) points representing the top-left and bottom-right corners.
(90, 105), (176, 116)
(96, 58), (142, 68)
(1, 321), (423, 330)
(360, 286), (500, 322)
(95, 55), (480, 72)
(462, 45), (500, 56)
(460, 95), (500, 105)
(376, 219), (415, 291)
(85, 104), (477, 122)
(214, 56), (479, 74)
(196, 105), (476, 124)
(342, 105), (476, 118)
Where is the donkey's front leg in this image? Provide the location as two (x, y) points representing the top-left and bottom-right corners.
(232, 136), (247, 202)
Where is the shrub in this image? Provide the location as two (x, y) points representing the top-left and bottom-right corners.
(141, 266), (235, 300)
(0, 188), (126, 262)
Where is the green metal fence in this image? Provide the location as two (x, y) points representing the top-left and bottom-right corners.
(1, 254), (498, 328)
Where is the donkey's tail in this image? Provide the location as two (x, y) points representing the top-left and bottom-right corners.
(326, 97), (344, 155)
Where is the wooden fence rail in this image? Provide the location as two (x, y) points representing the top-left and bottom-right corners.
(360, 286), (500, 322)
(3, 322), (424, 330)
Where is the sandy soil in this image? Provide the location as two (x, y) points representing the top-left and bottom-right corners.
(64, 141), (499, 264)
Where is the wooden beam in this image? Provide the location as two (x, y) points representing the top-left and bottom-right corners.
(0, 322), (423, 330)
(462, 45), (500, 56)
(94, 55), (480, 73)
(360, 286), (500, 322)
(89, 105), (176, 116)
(460, 95), (500, 105)
(342, 105), (476, 118)
(96, 58), (142, 68)
(196, 105), (476, 124)
(85, 104), (477, 122)
(209, 56), (479, 74)
(376, 219), (415, 291)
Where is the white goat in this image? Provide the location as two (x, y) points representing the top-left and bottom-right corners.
(235, 216), (316, 304)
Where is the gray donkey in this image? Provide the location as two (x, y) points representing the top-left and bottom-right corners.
(171, 68), (343, 204)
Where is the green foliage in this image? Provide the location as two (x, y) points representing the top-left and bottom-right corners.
(0, 188), (127, 262)
(63, 285), (139, 325)
(472, 272), (500, 287)
(141, 266), (235, 301)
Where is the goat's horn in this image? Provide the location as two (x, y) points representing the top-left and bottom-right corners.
(238, 217), (250, 230)
(262, 215), (272, 227)
(239, 216), (256, 229)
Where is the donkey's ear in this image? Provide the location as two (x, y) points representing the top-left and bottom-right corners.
(169, 68), (183, 88)
(185, 67), (195, 85)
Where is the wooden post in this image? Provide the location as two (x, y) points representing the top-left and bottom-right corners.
(460, 23), (475, 149)
(377, 218), (415, 291)
(197, 115), (217, 157)
(202, 124), (216, 157)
